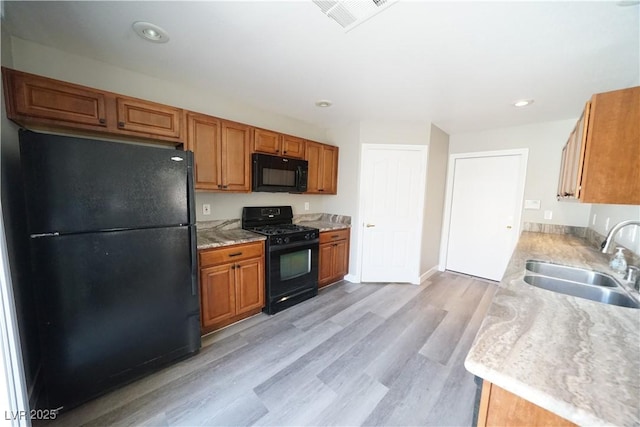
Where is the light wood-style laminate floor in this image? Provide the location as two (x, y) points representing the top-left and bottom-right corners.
(44, 271), (496, 427)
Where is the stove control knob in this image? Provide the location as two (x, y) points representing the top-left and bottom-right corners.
(284, 237), (290, 244)
(305, 233), (313, 240)
(275, 238), (283, 245)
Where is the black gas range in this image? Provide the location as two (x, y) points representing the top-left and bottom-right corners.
(242, 206), (319, 314)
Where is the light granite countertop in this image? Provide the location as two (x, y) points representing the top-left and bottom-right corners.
(297, 220), (350, 232)
(464, 232), (640, 426)
(197, 228), (265, 250)
(196, 213), (351, 250)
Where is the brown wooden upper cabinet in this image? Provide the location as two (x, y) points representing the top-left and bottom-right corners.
(557, 86), (640, 205)
(305, 141), (338, 194)
(2, 67), (184, 145)
(187, 112), (251, 192)
(2, 67), (341, 195)
(253, 128), (305, 159)
(115, 97), (182, 139)
(3, 67), (108, 129)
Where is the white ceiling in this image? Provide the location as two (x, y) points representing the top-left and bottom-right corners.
(2, 1), (639, 134)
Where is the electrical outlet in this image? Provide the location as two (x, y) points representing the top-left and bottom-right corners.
(202, 204), (211, 215)
(304, 202), (310, 211)
(524, 199), (540, 210)
(592, 214), (597, 225)
(605, 217), (610, 231)
(544, 210), (552, 220)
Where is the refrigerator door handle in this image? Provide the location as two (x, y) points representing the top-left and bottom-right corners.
(190, 225), (198, 296)
(186, 151), (196, 225)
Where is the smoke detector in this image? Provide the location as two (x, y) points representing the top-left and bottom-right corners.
(313, 0), (399, 32)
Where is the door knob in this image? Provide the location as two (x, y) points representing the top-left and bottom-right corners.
(366, 223), (376, 228)
(506, 225), (512, 229)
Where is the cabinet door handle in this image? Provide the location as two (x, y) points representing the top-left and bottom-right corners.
(319, 189), (324, 192)
(118, 121), (125, 128)
(99, 118), (106, 124)
(283, 150), (287, 154)
(231, 264), (236, 269)
(366, 224), (375, 228)
(228, 252), (243, 257)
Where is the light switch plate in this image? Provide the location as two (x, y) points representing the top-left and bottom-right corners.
(524, 199), (541, 210)
(544, 210), (553, 220)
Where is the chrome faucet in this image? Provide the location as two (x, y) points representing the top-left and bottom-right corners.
(601, 220), (640, 253)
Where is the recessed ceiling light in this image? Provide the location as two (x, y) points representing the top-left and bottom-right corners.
(315, 100), (333, 108)
(513, 99), (534, 108)
(132, 22), (170, 43)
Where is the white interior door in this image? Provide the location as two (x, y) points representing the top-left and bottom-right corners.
(445, 152), (527, 281)
(360, 145), (428, 284)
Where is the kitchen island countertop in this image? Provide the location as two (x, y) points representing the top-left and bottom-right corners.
(465, 232), (640, 426)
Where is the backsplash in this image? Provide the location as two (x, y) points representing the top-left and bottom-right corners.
(522, 222), (587, 237)
(293, 213), (351, 225)
(523, 222), (640, 266)
(583, 227), (640, 267)
(197, 213), (351, 232)
(196, 219), (241, 231)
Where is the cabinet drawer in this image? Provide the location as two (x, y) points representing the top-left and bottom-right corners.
(319, 228), (350, 244)
(199, 241), (264, 267)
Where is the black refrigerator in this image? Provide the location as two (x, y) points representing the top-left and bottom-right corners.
(19, 130), (201, 411)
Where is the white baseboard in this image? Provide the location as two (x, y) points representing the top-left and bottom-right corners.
(344, 274), (359, 283)
(419, 265), (440, 284)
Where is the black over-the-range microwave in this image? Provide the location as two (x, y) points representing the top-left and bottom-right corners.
(252, 153), (308, 193)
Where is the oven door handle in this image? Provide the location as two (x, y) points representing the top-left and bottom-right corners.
(268, 239), (319, 253)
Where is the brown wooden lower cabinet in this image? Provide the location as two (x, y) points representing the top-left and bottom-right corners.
(199, 241), (265, 334)
(477, 380), (575, 427)
(318, 228), (350, 288)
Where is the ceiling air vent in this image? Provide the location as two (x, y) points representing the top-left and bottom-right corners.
(313, 0), (399, 32)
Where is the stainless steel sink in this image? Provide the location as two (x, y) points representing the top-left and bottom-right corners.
(523, 275), (640, 309)
(525, 260), (618, 287)
(523, 260), (640, 309)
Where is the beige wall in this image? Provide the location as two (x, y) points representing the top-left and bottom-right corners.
(449, 119), (639, 257)
(421, 124), (449, 275)
(324, 123), (361, 280)
(8, 37), (332, 222)
(1, 28), (41, 399)
(326, 120), (433, 282)
(449, 119), (593, 227)
(360, 119), (431, 145)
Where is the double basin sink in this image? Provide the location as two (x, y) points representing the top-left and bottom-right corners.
(523, 260), (640, 309)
